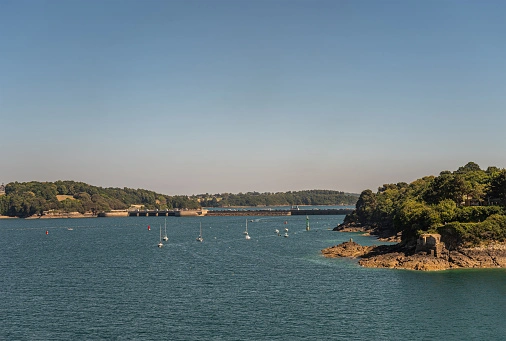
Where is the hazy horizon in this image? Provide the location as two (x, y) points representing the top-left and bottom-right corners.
(1, 0), (505, 196)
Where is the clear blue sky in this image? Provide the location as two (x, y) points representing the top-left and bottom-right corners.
(1, 0), (505, 195)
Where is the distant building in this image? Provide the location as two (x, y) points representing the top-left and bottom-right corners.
(416, 233), (444, 258)
(0, 183), (5, 195)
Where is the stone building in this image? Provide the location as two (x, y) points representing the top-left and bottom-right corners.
(416, 233), (444, 258)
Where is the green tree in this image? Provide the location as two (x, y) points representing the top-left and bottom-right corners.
(456, 162), (481, 173)
(435, 199), (457, 224)
(355, 190), (377, 225)
(489, 170), (506, 206)
(424, 172), (469, 205)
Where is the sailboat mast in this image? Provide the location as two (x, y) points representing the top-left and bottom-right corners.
(306, 215), (310, 231)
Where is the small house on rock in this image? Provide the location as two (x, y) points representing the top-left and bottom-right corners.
(416, 233), (444, 258)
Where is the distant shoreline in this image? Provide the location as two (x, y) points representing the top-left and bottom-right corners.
(26, 213), (97, 219)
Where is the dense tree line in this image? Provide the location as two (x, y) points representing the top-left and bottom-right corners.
(342, 162), (506, 247)
(0, 180), (200, 217)
(196, 190), (359, 207)
(0, 181), (358, 218)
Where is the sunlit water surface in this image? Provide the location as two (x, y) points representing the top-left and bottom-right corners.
(1, 215), (505, 340)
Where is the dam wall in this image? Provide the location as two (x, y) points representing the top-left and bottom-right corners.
(99, 208), (354, 217)
(290, 209), (354, 215)
(206, 210), (290, 217)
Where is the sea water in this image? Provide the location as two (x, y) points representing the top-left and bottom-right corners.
(1, 215), (505, 340)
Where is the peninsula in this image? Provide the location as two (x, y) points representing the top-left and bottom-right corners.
(322, 162), (506, 271)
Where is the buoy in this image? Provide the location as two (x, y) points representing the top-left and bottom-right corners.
(45, 230), (48, 235)
(284, 221), (287, 224)
(148, 225), (151, 231)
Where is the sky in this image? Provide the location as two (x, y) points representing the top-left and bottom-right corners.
(1, 0), (505, 196)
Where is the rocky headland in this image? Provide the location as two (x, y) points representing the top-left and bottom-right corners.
(322, 239), (506, 271)
(324, 162), (506, 271)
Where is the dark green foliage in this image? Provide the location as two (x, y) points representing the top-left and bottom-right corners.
(197, 190), (358, 208)
(393, 199), (442, 241)
(478, 214), (506, 242)
(354, 189), (377, 226)
(456, 161), (481, 173)
(438, 215), (506, 247)
(455, 206), (504, 223)
(437, 223), (476, 249)
(0, 180), (202, 217)
(342, 162), (506, 246)
(0, 182), (355, 218)
(423, 172), (470, 205)
(489, 169), (506, 205)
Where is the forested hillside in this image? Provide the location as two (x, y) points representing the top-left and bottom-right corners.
(197, 190), (358, 207)
(341, 162), (506, 247)
(0, 181), (358, 218)
(0, 181), (200, 217)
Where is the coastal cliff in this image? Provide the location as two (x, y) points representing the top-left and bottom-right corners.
(322, 240), (506, 271)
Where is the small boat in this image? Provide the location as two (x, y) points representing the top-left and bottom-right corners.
(196, 222), (203, 242)
(284, 232), (289, 238)
(157, 225), (163, 248)
(244, 219), (251, 240)
(275, 229), (279, 234)
(284, 227), (288, 232)
(162, 218), (168, 241)
(67, 228), (73, 231)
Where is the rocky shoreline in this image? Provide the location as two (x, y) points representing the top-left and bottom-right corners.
(333, 222), (402, 242)
(322, 240), (506, 271)
(26, 213), (97, 219)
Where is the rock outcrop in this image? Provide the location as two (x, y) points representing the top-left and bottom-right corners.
(321, 240), (374, 258)
(322, 241), (506, 271)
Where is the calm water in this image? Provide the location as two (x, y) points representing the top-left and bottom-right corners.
(1, 215), (505, 340)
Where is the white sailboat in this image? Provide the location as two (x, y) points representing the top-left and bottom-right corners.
(157, 224), (164, 248)
(196, 222), (203, 242)
(244, 219), (251, 240)
(162, 218), (169, 241)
